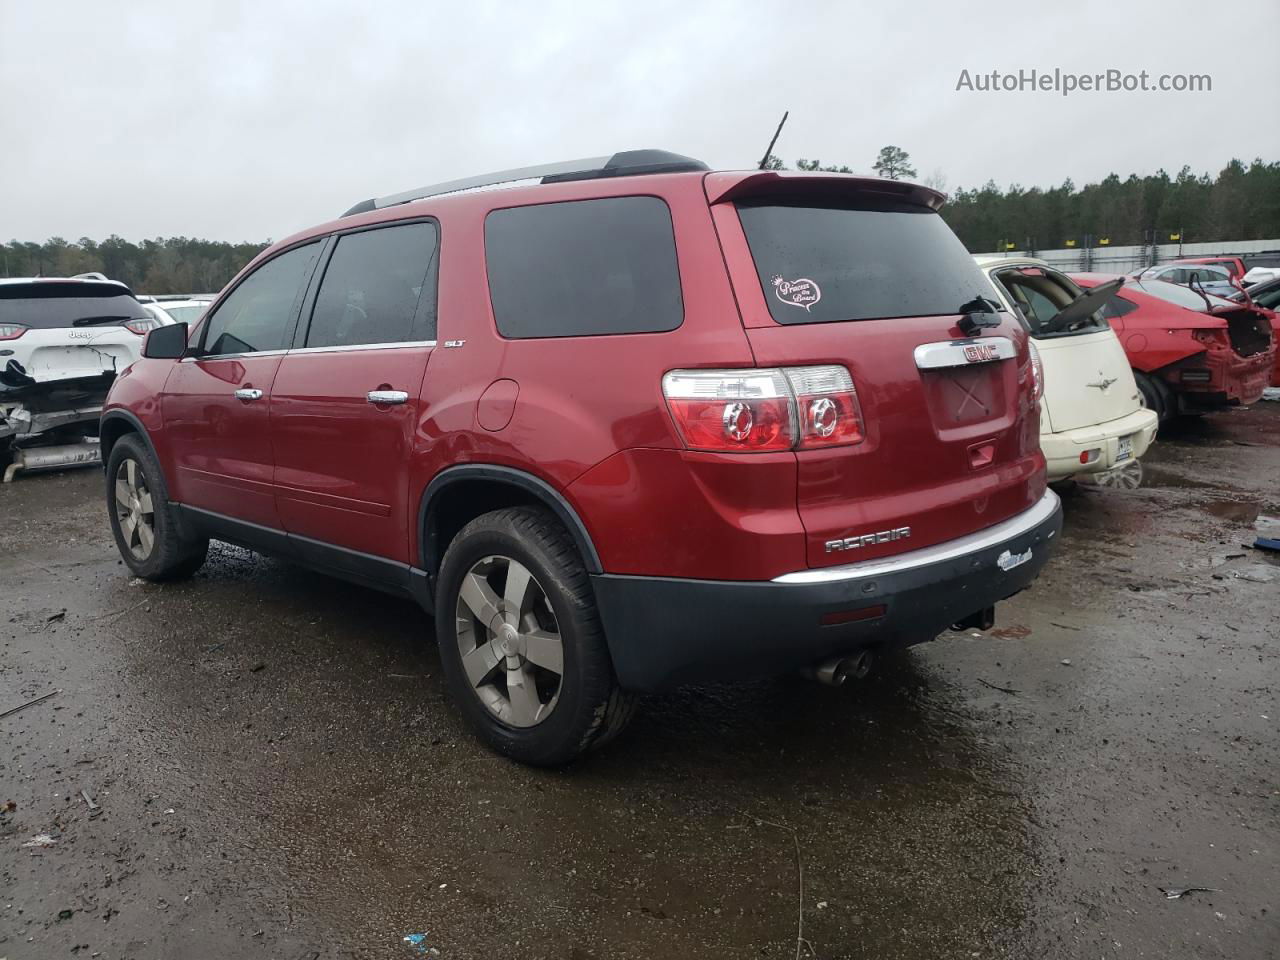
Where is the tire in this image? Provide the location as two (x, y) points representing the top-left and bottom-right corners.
(1134, 370), (1171, 422)
(435, 506), (636, 765)
(105, 433), (208, 581)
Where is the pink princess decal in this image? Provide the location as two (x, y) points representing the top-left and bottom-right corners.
(771, 275), (821, 312)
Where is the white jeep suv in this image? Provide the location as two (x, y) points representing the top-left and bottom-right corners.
(1, 277), (166, 463)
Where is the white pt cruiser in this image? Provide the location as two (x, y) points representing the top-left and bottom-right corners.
(976, 257), (1159, 482)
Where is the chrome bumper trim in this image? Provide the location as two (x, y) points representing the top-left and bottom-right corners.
(772, 489), (1060, 585)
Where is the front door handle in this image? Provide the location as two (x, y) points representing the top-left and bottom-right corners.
(234, 388), (263, 401)
(367, 390), (409, 405)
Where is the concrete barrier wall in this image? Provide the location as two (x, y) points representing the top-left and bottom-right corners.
(976, 239), (1280, 275)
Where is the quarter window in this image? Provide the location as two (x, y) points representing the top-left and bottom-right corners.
(201, 242), (320, 356)
(485, 196), (684, 339)
(306, 222), (439, 348)
(1100, 295), (1139, 319)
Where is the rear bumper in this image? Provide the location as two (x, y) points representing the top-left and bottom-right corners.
(1164, 348), (1275, 407)
(1041, 408), (1159, 480)
(592, 490), (1063, 692)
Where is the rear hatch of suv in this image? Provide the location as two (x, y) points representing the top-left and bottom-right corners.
(706, 172), (1044, 571)
(0, 280), (158, 388)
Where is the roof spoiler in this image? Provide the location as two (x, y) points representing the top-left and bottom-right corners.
(341, 149), (709, 217)
(704, 171), (946, 210)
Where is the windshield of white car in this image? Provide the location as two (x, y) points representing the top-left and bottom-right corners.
(158, 304), (207, 324)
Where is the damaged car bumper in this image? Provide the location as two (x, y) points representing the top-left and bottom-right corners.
(1, 373), (113, 441)
(1164, 347), (1275, 408)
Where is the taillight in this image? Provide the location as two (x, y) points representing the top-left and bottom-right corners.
(124, 318), (161, 335)
(783, 366), (865, 448)
(1026, 340), (1044, 400)
(1192, 329), (1229, 348)
(662, 369), (794, 451)
(0, 323), (27, 341)
(662, 366), (864, 454)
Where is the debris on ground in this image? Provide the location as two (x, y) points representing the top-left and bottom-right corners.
(1254, 537), (1280, 552)
(978, 678), (1020, 695)
(1159, 886), (1220, 900)
(21, 833), (60, 848)
(1231, 565), (1276, 583)
(0, 689), (60, 720)
(80, 789), (101, 818)
(1260, 386), (1280, 401)
(403, 933), (440, 955)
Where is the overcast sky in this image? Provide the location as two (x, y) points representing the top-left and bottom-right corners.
(3, 0), (1278, 242)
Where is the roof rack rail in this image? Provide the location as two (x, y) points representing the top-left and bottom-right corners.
(341, 149), (708, 217)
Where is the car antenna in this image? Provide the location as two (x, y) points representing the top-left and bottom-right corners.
(757, 111), (789, 170)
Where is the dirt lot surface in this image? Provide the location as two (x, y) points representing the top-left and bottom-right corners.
(2, 405), (1277, 960)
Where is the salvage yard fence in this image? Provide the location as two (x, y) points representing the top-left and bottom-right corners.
(977, 238), (1280, 275)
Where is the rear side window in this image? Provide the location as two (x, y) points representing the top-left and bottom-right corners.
(485, 196), (683, 338)
(0, 282), (149, 329)
(736, 200), (994, 324)
(201, 242), (320, 356)
(1101, 295), (1139, 319)
(306, 222), (439, 348)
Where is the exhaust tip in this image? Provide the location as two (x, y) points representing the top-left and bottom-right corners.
(809, 650), (875, 686)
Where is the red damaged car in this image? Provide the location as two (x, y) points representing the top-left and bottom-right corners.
(1070, 274), (1275, 421)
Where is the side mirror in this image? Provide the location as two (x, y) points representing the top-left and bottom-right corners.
(143, 322), (189, 360)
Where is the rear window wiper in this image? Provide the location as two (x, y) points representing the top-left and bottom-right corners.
(957, 296), (1003, 336)
(72, 315), (132, 326)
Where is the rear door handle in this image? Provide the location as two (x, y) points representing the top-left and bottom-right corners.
(367, 390), (409, 405)
(233, 388), (263, 401)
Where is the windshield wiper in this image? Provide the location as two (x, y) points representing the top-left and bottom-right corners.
(72, 315), (131, 326)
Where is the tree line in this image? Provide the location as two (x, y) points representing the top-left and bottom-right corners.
(4, 152), (1278, 294)
(0, 236), (269, 295)
(767, 150), (1280, 253)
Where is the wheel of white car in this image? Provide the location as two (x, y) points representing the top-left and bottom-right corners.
(1091, 460), (1144, 490)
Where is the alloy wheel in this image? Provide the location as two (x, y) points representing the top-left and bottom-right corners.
(454, 555), (565, 728)
(114, 458), (156, 560)
(1091, 460), (1144, 490)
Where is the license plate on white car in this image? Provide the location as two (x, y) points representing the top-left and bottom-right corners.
(1116, 435), (1134, 462)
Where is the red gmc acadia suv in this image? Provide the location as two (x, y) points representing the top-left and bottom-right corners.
(101, 150), (1062, 765)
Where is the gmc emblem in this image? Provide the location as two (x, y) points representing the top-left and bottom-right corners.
(825, 527), (912, 553)
(963, 344), (999, 363)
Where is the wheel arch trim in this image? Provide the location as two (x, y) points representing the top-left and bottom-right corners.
(417, 465), (603, 576)
(100, 409), (162, 468)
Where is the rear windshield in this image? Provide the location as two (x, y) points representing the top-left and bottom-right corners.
(0, 281), (150, 328)
(1133, 279), (1235, 312)
(737, 200), (996, 324)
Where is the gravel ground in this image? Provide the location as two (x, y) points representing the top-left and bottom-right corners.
(1, 404), (1277, 959)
